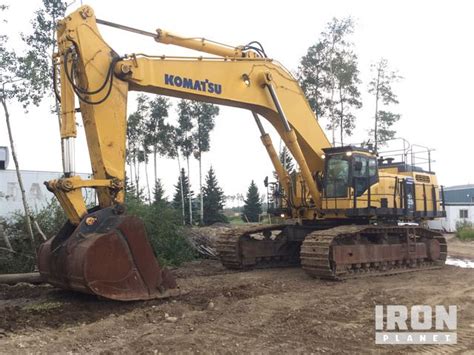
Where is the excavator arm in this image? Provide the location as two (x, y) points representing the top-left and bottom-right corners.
(50, 6), (330, 225)
(39, 5), (331, 301)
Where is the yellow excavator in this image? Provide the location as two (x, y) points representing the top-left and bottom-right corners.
(38, 6), (447, 301)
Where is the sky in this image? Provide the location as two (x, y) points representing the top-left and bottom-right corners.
(0, 0), (473, 205)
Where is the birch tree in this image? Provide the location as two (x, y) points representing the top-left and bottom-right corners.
(176, 99), (194, 224)
(298, 17), (361, 145)
(368, 58), (402, 151)
(145, 96), (172, 183)
(191, 102), (219, 225)
(0, 4), (57, 254)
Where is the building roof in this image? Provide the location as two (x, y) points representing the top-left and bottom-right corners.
(445, 184), (474, 191)
(444, 185), (474, 204)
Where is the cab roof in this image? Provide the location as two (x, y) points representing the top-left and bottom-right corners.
(322, 146), (374, 155)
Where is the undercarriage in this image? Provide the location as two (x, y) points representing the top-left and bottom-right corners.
(216, 223), (447, 280)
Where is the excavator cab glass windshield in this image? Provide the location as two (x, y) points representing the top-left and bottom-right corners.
(324, 151), (378, 198)
(325, 155), (350, 198)
(352, 155), (378, 196)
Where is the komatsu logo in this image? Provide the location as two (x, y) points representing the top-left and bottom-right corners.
(164, 74), (222, 94)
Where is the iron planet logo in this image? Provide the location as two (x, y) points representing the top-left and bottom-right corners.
(375, 305), (457, 345)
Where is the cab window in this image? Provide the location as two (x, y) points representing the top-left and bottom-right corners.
(325, 156), (349, 198)
(352, 156), (378, 196)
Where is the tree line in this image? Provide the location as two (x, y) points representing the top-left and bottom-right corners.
(297, 17), (402, 150)
(125, 94), (229, 226)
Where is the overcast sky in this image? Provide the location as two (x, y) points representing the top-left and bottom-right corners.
(1, 0), (473, 204)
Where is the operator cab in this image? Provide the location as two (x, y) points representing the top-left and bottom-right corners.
(322, 146), (378, 199)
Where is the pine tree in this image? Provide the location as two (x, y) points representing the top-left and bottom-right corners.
(242, 180), (262, 223)
(191, 102), (219, 225)
(202, 167), (227, 225)
(273, 146), (295, 180)
(125, 176), (144, 203)
(153, 178), (166, 205)
(172, 168), (195, 225)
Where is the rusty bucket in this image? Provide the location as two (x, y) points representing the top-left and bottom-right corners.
(38, 207), (179, 301)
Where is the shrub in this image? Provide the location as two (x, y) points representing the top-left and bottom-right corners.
(0, 199), (67, 274)
(125, 197), (197, 266)
(0, 196), (195, 274)
(455, 220), (474, 241)
(458, 228), (474, 240)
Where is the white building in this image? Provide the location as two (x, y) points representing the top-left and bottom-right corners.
(428, 185), (474, 232)
(0, 146), (95, 218)
(0, 169), (94, 218)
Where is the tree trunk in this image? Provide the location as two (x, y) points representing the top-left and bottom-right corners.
(177, 153), (185, 225)
(374, 67), (381, 153)
(199, 152), (204, 225)
(33, 219), (47, 241)
(329, 39), (337, 146)
(0, 272), (43, 285)
(186, 156), (193, 225)
(1, 97), (36, 255)
(0, 224), (13, 251)
(128, 162), (133, 188)
(134, 153), (140, 198)
(144, 156), (151, 203)
(153, 146), (158, 184)
(339, 85), (344, 146)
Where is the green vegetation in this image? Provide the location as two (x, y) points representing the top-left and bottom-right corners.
(123, 191), (197, 266)
(172, 168), (197, 225)
(23, 301), (62, 312)
(202, 167), (227, 225)
(0, 188), (197, 274)
(297, 17), (401, 149)
(242, 180), (262, 223)
(456, 220), (474, 241)
(0, 199), (66, 274)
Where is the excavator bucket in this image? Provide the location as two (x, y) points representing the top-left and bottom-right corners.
(37, 207), (179, 301)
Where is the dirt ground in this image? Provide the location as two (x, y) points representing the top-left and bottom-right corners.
(0, 235), (473, 354)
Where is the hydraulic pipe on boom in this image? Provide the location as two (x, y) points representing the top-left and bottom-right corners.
(263, 77), (322, 211)
(96, 18), (251, 58)
(155, 29), (251, 58)
(252, 112), (291, 195)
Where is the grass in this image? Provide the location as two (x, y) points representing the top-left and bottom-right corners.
(227, 215), (245, 225)
(456, 220), (474, 241)
(457, 228), (474, 241)
(23, 301), (62, 312)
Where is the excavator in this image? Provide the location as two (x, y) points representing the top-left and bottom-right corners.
(38, 5), (447, 301)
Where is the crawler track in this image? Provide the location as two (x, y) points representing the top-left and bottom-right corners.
(301, 225), (447, 280)
(216, 224), (300, 269)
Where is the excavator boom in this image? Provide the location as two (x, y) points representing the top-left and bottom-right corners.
(39, 6), (330, 301)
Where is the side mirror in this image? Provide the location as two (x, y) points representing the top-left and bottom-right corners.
(354, 161), (363, 172)
(263, 176), (269, 187)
